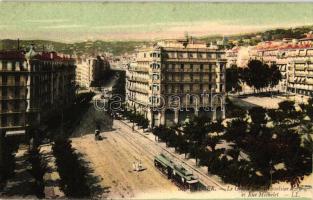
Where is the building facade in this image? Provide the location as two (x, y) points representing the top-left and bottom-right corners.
(75, 55), (110, 88)
(126, 39), (226, 127)
(277, 38), (313, 96)
(251, 37), (313, 96)
(225, 34), (313, 97)
(0, 48), (76, 136)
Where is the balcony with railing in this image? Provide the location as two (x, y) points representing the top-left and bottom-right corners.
(130, 67), (149, 73)
(127, 76), (149, 84)
(164, 68), (215, 73)
(127, 86), (149, 94)
(294, 72), (307, 77)
(163, 57), (226, 63)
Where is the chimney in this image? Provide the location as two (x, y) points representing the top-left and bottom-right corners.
(17, 38), (20, 51)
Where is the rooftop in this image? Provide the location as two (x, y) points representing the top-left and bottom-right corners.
(0, 51), (25, 60)
(0, 50), (74, 62)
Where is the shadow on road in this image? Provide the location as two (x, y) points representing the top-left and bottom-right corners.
(75, 152), (111, 198)
(0, 151), (35, 198)
(70, 102), (114, 138)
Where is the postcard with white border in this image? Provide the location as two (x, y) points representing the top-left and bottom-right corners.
(0, 1), (312, 199)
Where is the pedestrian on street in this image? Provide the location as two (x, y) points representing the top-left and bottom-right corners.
(132, 162), (136, 171)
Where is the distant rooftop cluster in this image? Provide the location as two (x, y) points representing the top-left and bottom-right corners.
(250, 32), (313, 51)
(0, 49), (74, 62)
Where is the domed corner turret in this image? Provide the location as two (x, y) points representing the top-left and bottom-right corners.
(25, 44), (38, 59)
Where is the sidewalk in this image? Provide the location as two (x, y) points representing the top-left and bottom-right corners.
(0, 146), (35, 198)
(40, 144), (65, 199)
(116, 119), (229, 191)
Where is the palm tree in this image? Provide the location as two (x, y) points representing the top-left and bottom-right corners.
(303, 134), (313, 153)
(183, 116), (210, 165)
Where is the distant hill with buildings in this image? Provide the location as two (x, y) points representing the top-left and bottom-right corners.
(1, 25), (312, 56)
(201, 25), (313, 47)
(0, 39), (149, 56)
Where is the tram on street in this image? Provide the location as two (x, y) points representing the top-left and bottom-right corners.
(154, 154), (200, 191)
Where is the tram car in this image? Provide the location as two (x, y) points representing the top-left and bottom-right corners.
(154, 154), (200, 191)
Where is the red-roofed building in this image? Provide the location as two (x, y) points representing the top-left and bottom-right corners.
(0, 47), (76, 139)
(238, 34), (313, 96)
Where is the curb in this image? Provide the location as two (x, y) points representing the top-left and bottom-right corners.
(117, 119), (226, 191)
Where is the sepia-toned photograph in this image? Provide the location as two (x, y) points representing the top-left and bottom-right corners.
(0, 1), (312, 199)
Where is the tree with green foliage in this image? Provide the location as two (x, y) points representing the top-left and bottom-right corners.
(249, 107), (267, 126)
(52, 137), (91, 198)
(268, 64), (282, 90)
(183, 116), (210, 165)
(0, 136), (19, 189)
(226, 65), (242, 93)
(243, 59), (271, 92)
(28, 147), (47, 198)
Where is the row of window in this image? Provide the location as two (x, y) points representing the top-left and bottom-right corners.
(0, 115), (24, 127)
(0, 60), (25, 71)
(1, 101), (25, 111)
(143, 52), (161, 58)
(165, 63), (224, 71)
(148, 94), (222, 105)
(1, 87), (24, 98)
(164, 84), (224, 93)
(165, 74), (215, 81)
(165, 84), (215, 91)
(150, 63), (161, 69)
(165, 52), (224, 59)
(0, 75), (23, 85)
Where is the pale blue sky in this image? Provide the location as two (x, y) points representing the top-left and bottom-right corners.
(0, 2), (312, 42)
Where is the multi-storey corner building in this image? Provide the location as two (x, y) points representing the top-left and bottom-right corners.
(277, 38), (313, 96)
(75, 55), (110, 89)
(250, 37), (313, 96)
(0, 47), (76, 136)
(225, 34), (313, 97)
(126, 39), (226, 127)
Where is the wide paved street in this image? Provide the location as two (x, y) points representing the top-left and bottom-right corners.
(70, 102), (179, 199)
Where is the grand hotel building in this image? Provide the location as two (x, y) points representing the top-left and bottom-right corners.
(126, 39), (226, 127)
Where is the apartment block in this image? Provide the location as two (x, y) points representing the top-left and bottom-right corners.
(126, 39), (226, 127)
(226, 33), (313, 97)
(0, 47), (76, 136)
(75, 55), (110, 89)
(277, 38), (313, 96)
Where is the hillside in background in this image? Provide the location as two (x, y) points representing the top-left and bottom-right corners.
(1, 25), (312, 56)
(0, 40), (149, 56)
(201, 25), (313, 46)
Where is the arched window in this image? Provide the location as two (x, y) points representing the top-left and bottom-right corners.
(152, 74), (159, 80)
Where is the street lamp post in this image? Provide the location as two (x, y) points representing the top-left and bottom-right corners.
(269, 160), (274, 189)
